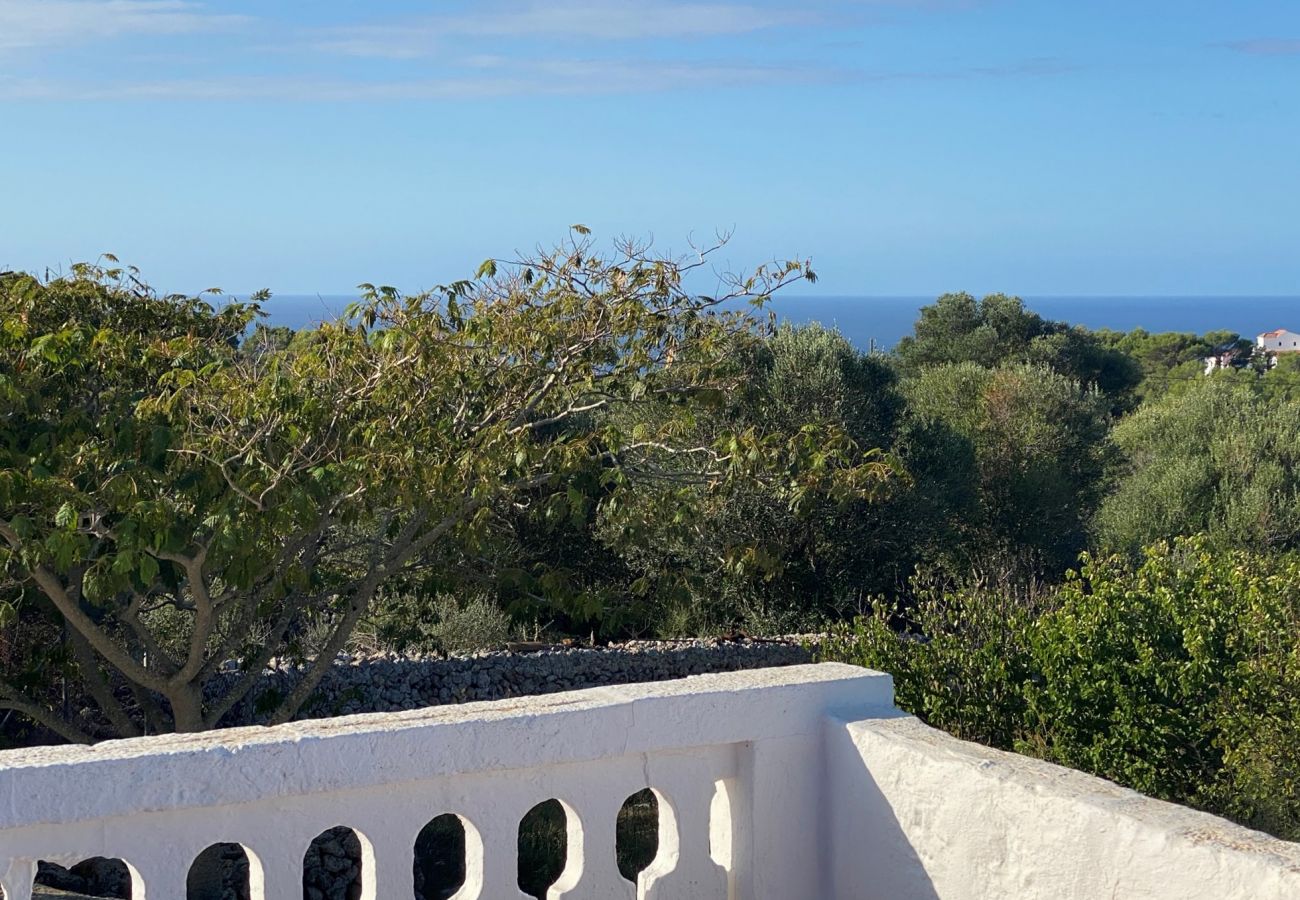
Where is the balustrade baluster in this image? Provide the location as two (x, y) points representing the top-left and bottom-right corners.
(130, 855), (188, 900)
(642, 769), (729, 899)
(0, 859), (35, 900)
(253, 850), (308, 900)
(555, 794), (634, 900)
(365, 831), (414, 900)
(462, 808), (532, 900)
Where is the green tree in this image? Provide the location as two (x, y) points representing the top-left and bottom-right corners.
(896, 293), (1044, 371)
(242, 323), (297, 359)
(1092, 327), (1250, 399)
(593, 323), (903, 634)
(902, 362), (1113, 575)
(0, 263), (258, 741)
(0, 235), (888, 741)
(1095, 378), (1300, 554)
(1259, 352), (1300, 402)
(748, 322), (902, 448)
(896, 293), (1139, 403)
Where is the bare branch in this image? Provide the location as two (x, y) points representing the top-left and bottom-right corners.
(0, 526), (175, 695)
(265, 578), (378, 726)
(159, 547), (216, 687)
(119, 590), (182, 676)
(66, 628), (141, 738)
(0, 681), (94, 745)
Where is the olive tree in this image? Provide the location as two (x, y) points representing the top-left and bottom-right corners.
(0, 233), (888, 742)
(902, 362), (1113, 575)
(1095, 378), (1300, 554)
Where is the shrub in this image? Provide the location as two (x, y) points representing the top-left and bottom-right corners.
(367, 593), (514, 654)
(1028, 540), (1300, 837)
(822, 577), (1041, 749)
(428, 595), (515, 653)
(822, 538), (1300, 841)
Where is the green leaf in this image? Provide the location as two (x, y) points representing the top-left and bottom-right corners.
(138, 553), (160, 584)
(54, 503), (77, 529)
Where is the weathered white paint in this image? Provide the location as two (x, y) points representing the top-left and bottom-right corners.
(0, 663), (1297, 899)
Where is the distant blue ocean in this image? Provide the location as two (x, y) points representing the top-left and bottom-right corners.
(248, 294), (1300, 351)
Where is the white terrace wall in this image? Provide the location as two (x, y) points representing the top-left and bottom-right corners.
(0, 665), (891, 900)
(1, 662), (1299, 900)
(829, 713), (1300, 899)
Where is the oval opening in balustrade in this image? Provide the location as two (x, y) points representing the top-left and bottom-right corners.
(303, 826), (365, 900)
(414, 814), (468, 900)
(187, 843), (253, 900)
(616, 789), (660, 883)
(517, 799), (568, 899)
(34, 857), (133, 898)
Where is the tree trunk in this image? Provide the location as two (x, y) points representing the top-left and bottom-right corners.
(170, 685), (205, 733)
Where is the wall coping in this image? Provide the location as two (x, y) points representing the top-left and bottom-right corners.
(0, 663), (893, 831)
(843, 715), (1300, 873)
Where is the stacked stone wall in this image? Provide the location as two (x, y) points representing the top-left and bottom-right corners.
(213, 637), (817, 727)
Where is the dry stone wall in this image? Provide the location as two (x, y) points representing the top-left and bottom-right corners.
(211, 638), (816, 727)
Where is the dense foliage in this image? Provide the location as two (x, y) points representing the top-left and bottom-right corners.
(823, 539), (1300, 840)
(3, 252), (1297, 843)
(903, 361), (1112, 575)
(0, 238), (886, 740)
(1096, 379), (1300, 554)
(895, 292), (1140, 404)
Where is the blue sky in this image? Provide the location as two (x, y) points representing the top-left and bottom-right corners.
(1, 0), (1297, 296)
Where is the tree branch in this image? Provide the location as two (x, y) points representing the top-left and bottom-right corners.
(0, 681), (94, 745)
(125, 680), (171, 736)
(201, 585), (320, 728)
(27, 564), (171, 693)
(119, 590), (181, 676)
(66, 628), (141, 738)
(162, 547), (215, 687)
(265, 578), (379, 726)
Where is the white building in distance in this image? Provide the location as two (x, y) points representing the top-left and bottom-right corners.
(1256, 328), (1300, 354)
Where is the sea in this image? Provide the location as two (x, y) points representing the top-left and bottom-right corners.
(248, 294), (1300, 352)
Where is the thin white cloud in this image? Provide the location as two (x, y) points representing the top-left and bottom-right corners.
(0, 0), (1019, 100)
(305, 0), (992, 59)
(0, 58), (835, 101)
(1219, 38), (1300, 57)
(0, 0), (249, 52)
(0, 52), (1074, 103)
(308, 1), (817, 59)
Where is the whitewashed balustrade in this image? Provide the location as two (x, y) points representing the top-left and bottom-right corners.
(3, 663), (1300, 900)
(0, 665), (890, 900)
